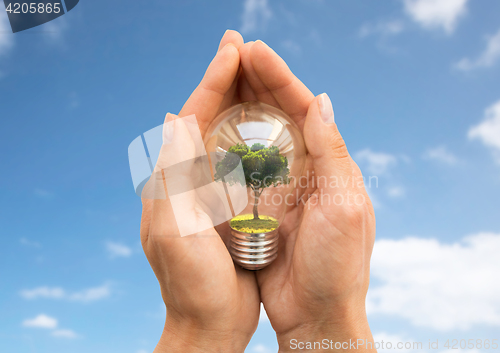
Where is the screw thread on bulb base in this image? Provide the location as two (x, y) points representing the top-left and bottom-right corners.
(229, 228), (279, 271)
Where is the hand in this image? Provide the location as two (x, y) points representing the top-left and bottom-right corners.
(237, 40), (377, 352)
(140, 31), (261, 353)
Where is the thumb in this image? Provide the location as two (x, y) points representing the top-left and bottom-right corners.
(302, 93), (374, 228)
(303, 93), (353, 182)
(149, 113), (213, 238)
(302, 93), (369, 220)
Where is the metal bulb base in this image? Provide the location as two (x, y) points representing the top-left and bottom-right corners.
(229, 227), (279, 271)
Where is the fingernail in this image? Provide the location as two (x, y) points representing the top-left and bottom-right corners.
(163, 113), (174, 144)
(256, 39), (269, 48)
(223, 43), (236, 50)
(318, 93), (334, 124)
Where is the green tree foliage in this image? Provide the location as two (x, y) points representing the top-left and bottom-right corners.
(214, 143), (290, 220)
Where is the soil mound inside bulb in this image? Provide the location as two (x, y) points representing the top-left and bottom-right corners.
(230, 214), (279, 234)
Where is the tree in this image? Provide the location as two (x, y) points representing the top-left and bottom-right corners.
(215, 143), (290, 220)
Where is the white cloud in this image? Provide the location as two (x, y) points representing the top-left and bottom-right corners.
(69, 91), (80, 109)
(0, 11), (13, 56)
(468, 100), (500, 163)
(259, 303), (269, 322)
(20, 283), (111, 303)
(367, 232), (500, 331)
(42, 16), (68, 43)
(281, 39), (301, 54)
(22, 314), (58, 329)
(34, 188), (55, 198)
(355, 149), (397, 175)
(68, 284), (111, 302)
(21, 287), (65, 300)
(373, 332), (421, 353)
(402, 0), (469, 34)
(20, 237), (41, 248)
(387, 186), (405, 198)
(22, 314), (79, 339)
(240, 0), (272, 35)
(422, 145), (459, 165)
(359, 20), (405, 38)
(51, 329), (79, 339)
(455, 29), (500, 71)
(250, 344), (273, 353)
(309, 29), (322, 46)
(278, 3), (296, 26)
(106, 241), (132, 258)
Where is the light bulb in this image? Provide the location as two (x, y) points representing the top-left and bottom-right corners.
(204, 101), (306, 270)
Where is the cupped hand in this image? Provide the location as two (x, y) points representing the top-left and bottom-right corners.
(140, 28), (377, 352)
(237, 40), (377, 351)
(140, 31), (261, 353)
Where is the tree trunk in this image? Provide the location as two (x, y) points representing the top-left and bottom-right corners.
(253, 189), (260, 220)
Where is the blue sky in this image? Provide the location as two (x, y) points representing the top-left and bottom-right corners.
(1, 0), (500, 352)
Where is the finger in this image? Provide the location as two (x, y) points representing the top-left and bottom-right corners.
(220, 66), (242, 112)
(303, 93), (366, 216)
(179, 43), (240, 137)
(150, 114), (216, 239)
(304, 93), (352, 177)
(141, 113), (195, 249)
(218, 29), (244, 51)
(217, 30), (244, 109)
(239, 41), (280, 107)
(140, 194), (153, 247)
(150, 114), (196, 235)
(237, 66), (258, 102)
(145, 114), (228, 275)
(250, 40), (315, 130)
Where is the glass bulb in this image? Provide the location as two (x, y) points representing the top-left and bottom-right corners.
(204, 101), (306, 270)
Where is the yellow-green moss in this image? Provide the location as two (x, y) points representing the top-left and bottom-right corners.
(230, 214), (279, 233)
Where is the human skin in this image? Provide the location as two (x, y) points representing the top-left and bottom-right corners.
(238, 37), (377, 353)
(140, 30), (376, 352)
(140, 31), (260, 353)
